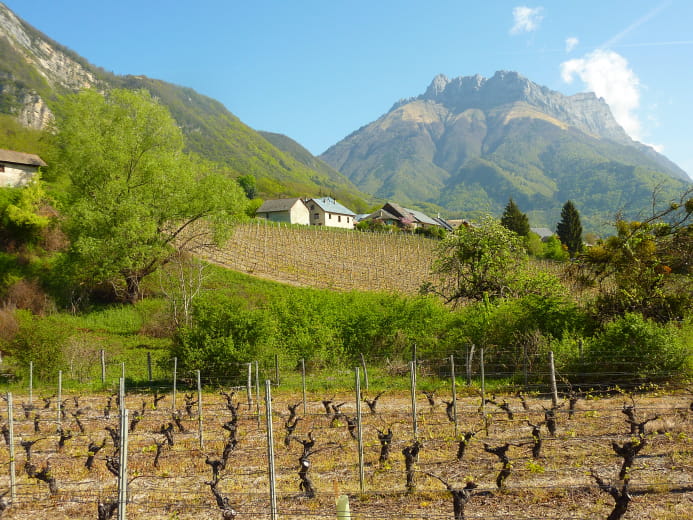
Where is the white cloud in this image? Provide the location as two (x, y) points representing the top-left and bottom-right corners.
(561, 50), (642, 140)
(565, 37), (579, 53)
(510, 6), (544, 35)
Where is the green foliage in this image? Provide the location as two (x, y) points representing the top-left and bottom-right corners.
(414, 225), (446, 239)
(0, 177), (50, 244)
(53, 88), (248, 303)
(580, 313), (690, 380)
(556, 200), (583, 257)
(450, 293), (587, 370)
(355, 219), (399, 234)
(542, 236), (569, 261)
(574, 194), (693, 322)
(171, 296), (274, 379)
(4, 310), (70, 381)
(501, 197), (530, 236)
(237, 174), (257, 199)
(426, 216), (550, 304)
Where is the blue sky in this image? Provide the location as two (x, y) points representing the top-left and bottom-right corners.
(4, 1), (693, 177)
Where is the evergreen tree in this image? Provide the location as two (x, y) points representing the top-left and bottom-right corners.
(556, 200), (583, 256)
(500, 198), (530, 236)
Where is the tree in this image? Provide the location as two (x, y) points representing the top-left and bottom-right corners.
(500, 198), (530, 236)
(572, 188), (693, 322)
(236, 174), (257, 199)
(424, 216), (530, 304)
(54, 89), (247, 303)
(556, 200), (583, 257)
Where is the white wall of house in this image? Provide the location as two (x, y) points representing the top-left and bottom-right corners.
(309, 207), (354, 229)
(0, 163), (36, 187)
(259, 201), (310, 225)
(289, 201), (310, 225)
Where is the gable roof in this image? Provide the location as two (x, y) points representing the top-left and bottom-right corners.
(0, 149), (47, 167)
(308, 197), (355, 216)
(433, 217), (454, 231)
(364, 208), (399, 221)
(382, 202), (439, 226)
(256, 198), (305, 213)
(531, 227), (555, 240)
(404, 207), (438, 226)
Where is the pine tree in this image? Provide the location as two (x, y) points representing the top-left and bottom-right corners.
(556, 200), (583, 256)
(500, 198), (530, 236)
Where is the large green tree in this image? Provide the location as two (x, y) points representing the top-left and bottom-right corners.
(424, 216), (563, 304)
(556, 200), (583, 257)
(500, 197), (530, 236)
(54, 89), (247, 303)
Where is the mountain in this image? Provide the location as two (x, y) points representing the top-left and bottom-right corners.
(0, 2), (369, 207)
(321, 71), (691, 230)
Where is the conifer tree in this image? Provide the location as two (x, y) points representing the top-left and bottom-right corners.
(500, 198), (530, 236)
(556, 200), (583, 256)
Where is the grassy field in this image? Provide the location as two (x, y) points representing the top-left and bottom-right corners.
(0, 385), (690, 519)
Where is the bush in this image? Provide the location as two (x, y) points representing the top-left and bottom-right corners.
(579, 313), (690, 380)
(6, 310), (70, 381)
(170, 296), (275, 381)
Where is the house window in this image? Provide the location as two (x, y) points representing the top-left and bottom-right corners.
(314, 213), (319, 220)
(338, 215), (342, 223)
(347, 217), (350, 223)
(0, 164), (4, 172)
(328, 214), (332, 219)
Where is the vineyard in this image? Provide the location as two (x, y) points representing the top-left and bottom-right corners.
(196, 221), (438, 293)
(0, 370), (690, 519)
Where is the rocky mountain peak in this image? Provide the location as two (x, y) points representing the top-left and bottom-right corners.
(407, 70), (633, 145)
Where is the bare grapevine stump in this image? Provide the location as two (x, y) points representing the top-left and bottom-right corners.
(377, 428), (393, 467)
(484, 443), (512, 489)
(591, 471), (631, 520)
(364, 391), (384, 414)
(402, 440), (423, 493)
(426, 473), (477, 520)
(456, 431), (477, 461)
(85, 438), (106, 470)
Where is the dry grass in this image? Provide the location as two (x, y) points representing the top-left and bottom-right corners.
(0, 389), (690, 519)
(197, 222), (438, 293)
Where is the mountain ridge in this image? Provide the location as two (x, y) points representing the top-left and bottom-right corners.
(321, 71), (690, 229)
(0, 2), (372, 210)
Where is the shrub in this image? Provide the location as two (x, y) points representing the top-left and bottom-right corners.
(6, 310), (70, 381)
(170, 296), (275, 381)
(580, 313), (690, 380)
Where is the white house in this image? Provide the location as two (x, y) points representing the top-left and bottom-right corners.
(255, 198), (310, 225)
(305, 197), (356, 229)
(0, 149), (47, 187)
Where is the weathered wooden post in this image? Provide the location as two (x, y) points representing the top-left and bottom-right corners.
(410, 361), (418, 439)
(265, 380), (277, 520)
(355, 367), (365, 494)
(7, 392), (16, 503)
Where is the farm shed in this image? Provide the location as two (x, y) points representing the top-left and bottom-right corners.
(0, 148), (46, 187)
(256, 198), (310, 225)
(306, 197), (356, 229)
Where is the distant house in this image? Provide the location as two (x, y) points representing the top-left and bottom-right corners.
(530, 227), (555, 242)
(360, 207), (401, 227)
(256, 198), (310, 225)
(433, 216), (454, 232)
(380, 202), (440, 229)
(0, 149), (46, 187)
(305, 197), (356, 229)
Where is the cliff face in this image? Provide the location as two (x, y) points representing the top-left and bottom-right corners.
(394, 71), (632, 145)
(0, 2), (101, 128)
